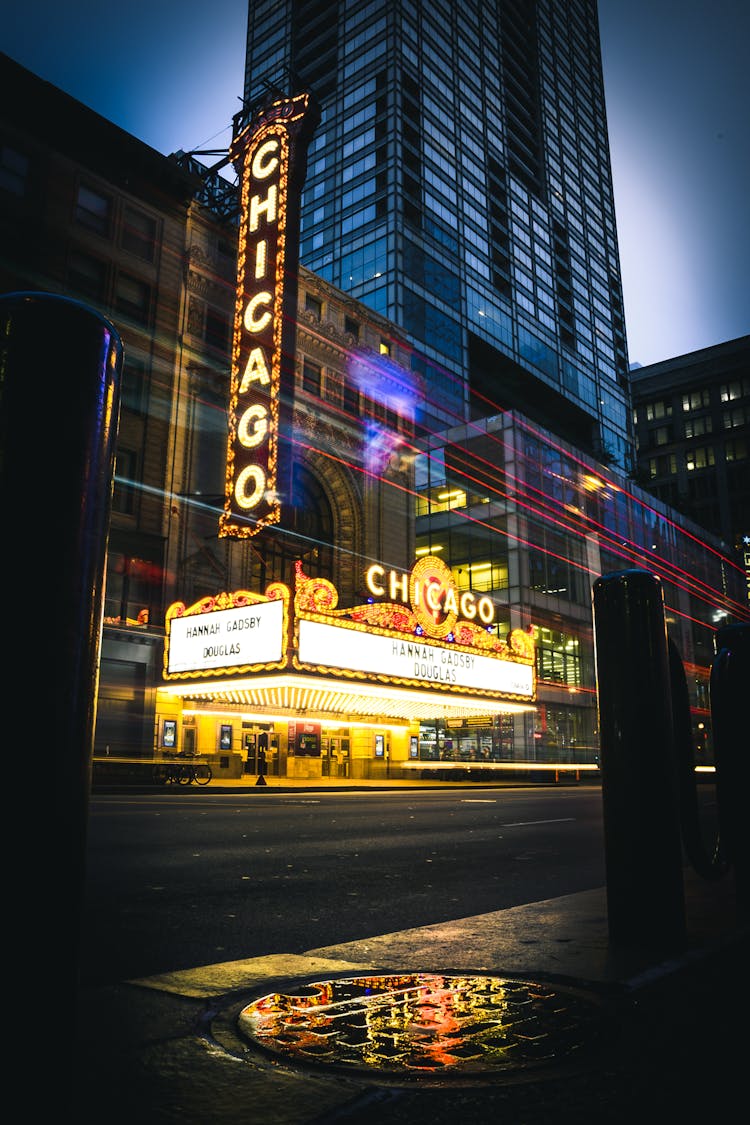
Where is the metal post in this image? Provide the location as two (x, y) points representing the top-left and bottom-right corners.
(256, 736), (268, 785)
(0, 293), (122, 1017)
(711, 623), (750, 920)
(592, 569), (686, 950)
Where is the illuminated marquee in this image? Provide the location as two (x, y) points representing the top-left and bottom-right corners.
(160, 560), (535, 707)
(163, 586), (290, 680)
(294, 560), (536, 702)
(219, 93), (319, 539)
(297, 618), (535, 697)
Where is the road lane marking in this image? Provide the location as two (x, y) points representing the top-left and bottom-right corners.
(501, 818), (575, 826)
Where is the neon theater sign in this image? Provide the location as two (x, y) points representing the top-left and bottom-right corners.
(219, 92), (319, 539)
(295, 556), (536, 702)
(365, 556), (497, 634)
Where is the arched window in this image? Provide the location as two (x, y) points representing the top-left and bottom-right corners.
(260, 463), (334, 585)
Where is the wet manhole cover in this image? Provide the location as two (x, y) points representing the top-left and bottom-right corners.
(237, 972), (606, 1077)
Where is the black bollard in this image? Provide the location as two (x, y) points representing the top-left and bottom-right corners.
(592, 569), (686, 950)
(711, 623), (750, 920)
(0, 293), (122, 1026)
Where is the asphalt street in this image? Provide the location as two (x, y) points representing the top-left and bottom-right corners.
(63, 777), (748, 1122)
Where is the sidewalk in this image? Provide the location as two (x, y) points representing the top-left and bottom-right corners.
(91, 753), (602, 792)
(72, 862), (749, 1123)
(93, 771), (590, 794)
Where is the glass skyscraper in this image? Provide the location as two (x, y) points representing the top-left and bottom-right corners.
(242, 0), (633, 470)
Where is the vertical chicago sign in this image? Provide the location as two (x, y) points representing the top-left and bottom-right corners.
(219, 92), (319, 539)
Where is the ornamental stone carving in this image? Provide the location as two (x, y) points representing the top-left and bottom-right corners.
(187, 270), (210, 296)
(187, 298), (204, 336)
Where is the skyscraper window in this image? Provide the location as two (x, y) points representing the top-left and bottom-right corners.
(244, 0), (632, 466)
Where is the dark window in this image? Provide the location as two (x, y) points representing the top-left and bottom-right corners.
(205, 308), (231, 351)
(112, 448), (138, 515)
(302, 358), (322, 395)
(121, 355), (148, 414)
(262, 462), (334, 580)
(367, 396), (387, 422)
(305, 292), (322, 318)
(191, 388), (227, 499)
(344, 315), (360, 338)
(67, 250), (107, 300)
(115, 273), (150, 324)
(122, 206), (157, 261)
(0, 144), (29, 196)
(403, 239), (460, 305)
(75, 184), (111, 235)
(725, 439), (747, 462)
(344, 378), (360, 416)
(104, 553), (160, 626)
(326, 371), (343, 409)
(403, 292), (462, 362)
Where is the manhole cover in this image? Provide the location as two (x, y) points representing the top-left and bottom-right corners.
(237, 972), (605, 1077)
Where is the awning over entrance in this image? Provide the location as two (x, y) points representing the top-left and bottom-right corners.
(160, 561), (537, 731)
(159, 673), (534, 725)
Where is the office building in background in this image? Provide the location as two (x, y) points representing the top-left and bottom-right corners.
(630, 336), (749, 566)
(243, 0), (632, 469)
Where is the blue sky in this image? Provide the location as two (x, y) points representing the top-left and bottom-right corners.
(3, 0), (748, 368)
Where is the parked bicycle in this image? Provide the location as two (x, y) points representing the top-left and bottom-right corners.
(152, 753), (212, 786)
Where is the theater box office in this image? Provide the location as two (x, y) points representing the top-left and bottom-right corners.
(156, 557), (537, 780)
